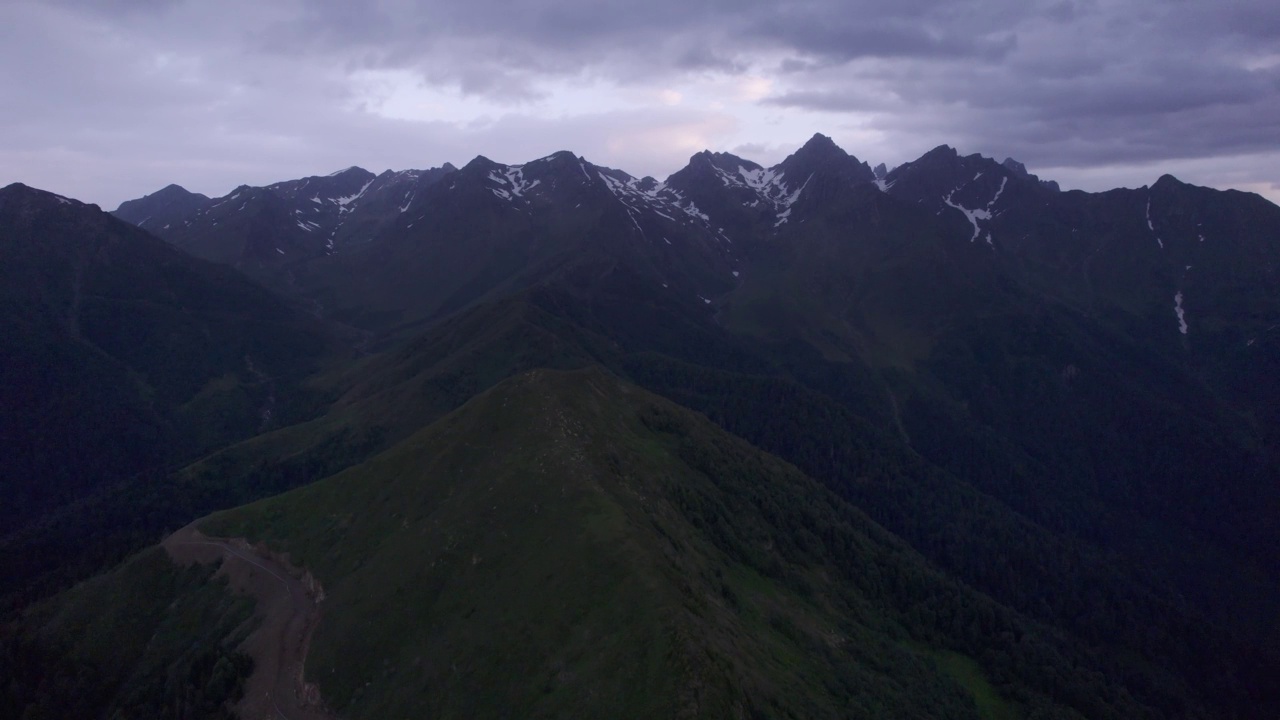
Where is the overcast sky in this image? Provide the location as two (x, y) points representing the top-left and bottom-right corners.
(2, 0), (1278, 208)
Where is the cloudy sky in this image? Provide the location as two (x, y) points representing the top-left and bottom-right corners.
(3, 0), (1278, 208)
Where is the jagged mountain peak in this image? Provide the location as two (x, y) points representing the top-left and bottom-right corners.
(524, 150), (579, 165)
(466, 154), (497, 167)
(879, 147), (1034, 246)
(452, 151), (611, 209)
(886, 144), (972, 183)
(1001, 157), (1031, 178)
(902, 147), (1058, 194)
(921, 144), (959, 160)
(685, 149), (763, 175)
(113, 180), (210, 227)
(1000, 157), (1060, 193)
(464, 150), (586, 172)
(114, 160), (454, 265)
(888, 145), (1012, 187)
(773, 133), (874, 187)
(459, 155), (504, 175)
(143, 183), (207, 202)
(786, 132), (847, 163)
(518, 150), (600, 179)
(326, 165), (375, 180)
(659, 134), (881, 238)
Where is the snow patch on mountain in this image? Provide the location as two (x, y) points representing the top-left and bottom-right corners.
(941, 176), (1007, 244)
(737, 166), (782, 190)
(682, 202), (710, 222)
(704, 164), (814, 226)
(773, 174), (812, 226)
(334, 179), (375, 213)
(988, 177), (1007, 210)
(1174, 292), (1188, 335)
(943, 191), (992, 243)
(597, 170), (716, 229)
(1146, 198), (1164, 249)
(487, 166), (542, 201)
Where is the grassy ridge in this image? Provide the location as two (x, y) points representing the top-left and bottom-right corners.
(204, 367), (1148, 719)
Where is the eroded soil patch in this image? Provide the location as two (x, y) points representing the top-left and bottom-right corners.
(164, 522), (337, 720)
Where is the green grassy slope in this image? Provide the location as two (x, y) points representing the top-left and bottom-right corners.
(0, 294), (604, 608)
(0, 548), (255, 720)
(203, 367), (1148, 720)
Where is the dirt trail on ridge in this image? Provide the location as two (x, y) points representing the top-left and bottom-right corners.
(163, 522), (338, 720)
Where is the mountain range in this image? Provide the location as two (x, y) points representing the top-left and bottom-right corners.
(3, 133), (1279, 719)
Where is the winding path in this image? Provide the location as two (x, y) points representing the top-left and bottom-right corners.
(163, 523), (338, 720)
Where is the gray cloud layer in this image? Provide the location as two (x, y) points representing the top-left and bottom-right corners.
(3, 0), (1278, 206)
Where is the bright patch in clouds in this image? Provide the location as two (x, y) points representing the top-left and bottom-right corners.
(659, 89), (684, 106)
(737, 76), (773, 101)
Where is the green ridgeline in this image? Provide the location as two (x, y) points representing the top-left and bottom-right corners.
(202, 366), (1143, 719)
